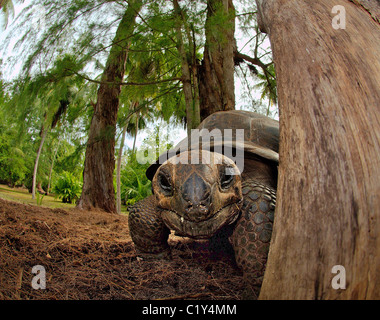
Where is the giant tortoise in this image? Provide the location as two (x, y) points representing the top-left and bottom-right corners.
(128, 110), (279, 297)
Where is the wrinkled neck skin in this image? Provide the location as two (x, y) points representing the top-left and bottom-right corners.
(241, 157), (278, 189)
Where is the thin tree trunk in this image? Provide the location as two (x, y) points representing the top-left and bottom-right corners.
(198, 0), (236, 121)
(116, 124), (128, 214)
(187, 19), (200, 128)
(32, 128), (48, 199)
(256, 0), (380, 299)
(77, 0), (142, 213)
(132, 111), (139, 153)
(46, 139), (60, 195)
(191, 49), (201, 128)
(116, 101), (137, 214)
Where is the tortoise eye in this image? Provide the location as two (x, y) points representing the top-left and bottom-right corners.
(158, 173), (172, 194)
(220, 166), (234, 189)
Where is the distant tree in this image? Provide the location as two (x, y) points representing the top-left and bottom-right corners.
(77, 0), (144, 213)
(0, 0), (15, 29)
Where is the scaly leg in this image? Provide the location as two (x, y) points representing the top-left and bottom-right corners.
(128, 195), (171, 259)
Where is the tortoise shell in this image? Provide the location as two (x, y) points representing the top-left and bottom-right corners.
(146, 110), (279, 180)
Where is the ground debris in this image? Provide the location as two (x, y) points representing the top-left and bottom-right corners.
(0, 198), (244, 300)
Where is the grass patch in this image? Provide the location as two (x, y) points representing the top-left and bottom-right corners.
(0, 184), (129, 213)
(0, 184), (76, 209)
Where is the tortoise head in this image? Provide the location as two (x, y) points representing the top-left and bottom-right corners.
(152, 150), (243, 239)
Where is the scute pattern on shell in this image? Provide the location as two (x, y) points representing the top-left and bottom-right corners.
(145, 110), (279, 181)
(230, 179), (276, 296)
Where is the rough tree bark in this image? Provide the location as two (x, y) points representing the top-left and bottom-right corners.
(255, 0), (380, 299)
(77, 0), (142, 213)
(198, 0), (236, 121)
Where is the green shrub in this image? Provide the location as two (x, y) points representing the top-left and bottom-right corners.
(53, 171), (82, 204)
(120, 151), (151, 206)
(121, 166), (151, 206)
(0, 143), (28, 187)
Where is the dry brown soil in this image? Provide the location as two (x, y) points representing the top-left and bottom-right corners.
(0, 198), (244, 300)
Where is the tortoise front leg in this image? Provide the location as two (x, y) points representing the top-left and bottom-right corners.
(230, 180), (276, 299)
(128, 195), (171, 259)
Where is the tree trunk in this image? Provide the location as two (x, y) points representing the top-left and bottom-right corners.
(198, 0), (236, 121)
(32, 128), (47, 199)
(256, 0), (380, 299)
(77, 0), (142, 213)
(173, 0), (196, 137)
(116, 124), (128, 214)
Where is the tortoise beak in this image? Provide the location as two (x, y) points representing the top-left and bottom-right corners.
(161, 199), (242, 239)
(180, 172), (213, 222)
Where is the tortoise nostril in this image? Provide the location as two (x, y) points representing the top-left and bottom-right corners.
(198, 203), (209, 214)
(184, 199), (212, 221)
(181, 172), (213, 220)
(186, 202), (208, 210)
(201, 191), (211, 202)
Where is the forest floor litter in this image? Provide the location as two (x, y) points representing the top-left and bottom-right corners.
(0, 197), (245, 300)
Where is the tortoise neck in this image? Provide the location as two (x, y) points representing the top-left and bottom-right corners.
(241, 157), (277, 189)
